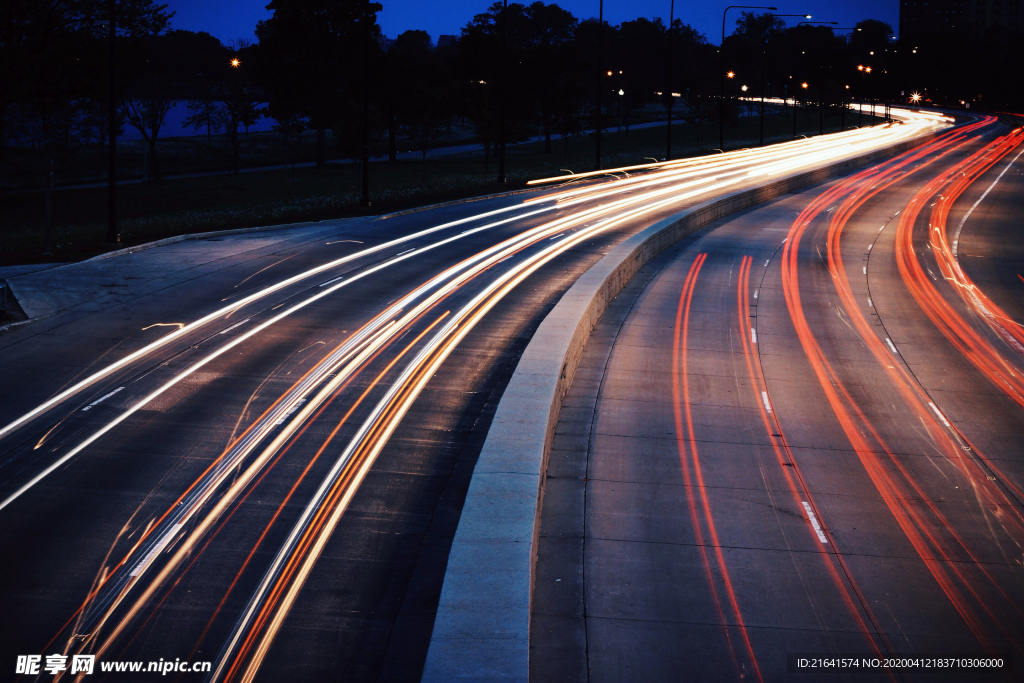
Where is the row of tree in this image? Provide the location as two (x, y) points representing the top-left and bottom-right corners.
(4, 0), (1023, 183)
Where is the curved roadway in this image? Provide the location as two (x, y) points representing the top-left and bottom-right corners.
(530, 116), (1024, 681)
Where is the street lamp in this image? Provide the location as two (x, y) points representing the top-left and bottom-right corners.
(105, 0), (118, 244)
(360, 0), (372, 206)
(720, 5), (776, 152)
(230, 58), (240, 68)
(596, 0), (604, 170)
(666, 0), (675, 161)
(498, 0), (508, 184)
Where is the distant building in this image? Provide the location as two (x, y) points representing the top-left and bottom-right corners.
(899, 0), (966, 38)
(968, 0), (1023, 30)
(437, 34), (458, 49)
(900, 0), (1021, 38)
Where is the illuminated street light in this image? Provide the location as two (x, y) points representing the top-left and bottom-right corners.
(230, 58), (241, 68)
(911, 92), (922, 103)
(727, 71), (735, 78)
(801, 82), (809, 89)
(857, 65), (864, 71)
(865, 66), (872, 73)
(741, 85), (748, 92)
(618, 89), (625, 96)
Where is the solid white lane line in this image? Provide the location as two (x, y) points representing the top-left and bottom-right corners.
(218, 318), (251, 334)
(130, 523), (183, 577)
(928, 402), (951, 427)
(81, 387), (125, 412)
(761, 391), (772, 414)
(802, 501), (829, 543)
(273, 399), (307, 426)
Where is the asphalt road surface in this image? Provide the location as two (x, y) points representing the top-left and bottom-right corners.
(0, 115), (950, 683)
(530, 117), (1024, 682)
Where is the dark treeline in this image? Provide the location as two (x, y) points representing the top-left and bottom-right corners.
(4, 0), (1023, 182)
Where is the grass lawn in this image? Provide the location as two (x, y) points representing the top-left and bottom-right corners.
(1, 106), (856, 265)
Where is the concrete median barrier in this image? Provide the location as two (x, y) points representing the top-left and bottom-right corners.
(422, 128), (942, 682)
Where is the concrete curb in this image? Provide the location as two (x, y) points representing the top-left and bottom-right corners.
(421, 129), (943, 682)
(31, 179), (557, 268)
(76, 219), (341, 264)
(0, 184), (557, 324)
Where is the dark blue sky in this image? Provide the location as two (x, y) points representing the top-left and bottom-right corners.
(164, 0), (900, 46)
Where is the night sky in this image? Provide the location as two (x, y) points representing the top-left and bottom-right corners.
(164, 0), (900, 47)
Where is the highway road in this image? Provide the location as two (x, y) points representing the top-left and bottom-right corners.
(530, 115), (1024, 681)
(0, 110), (950, 682)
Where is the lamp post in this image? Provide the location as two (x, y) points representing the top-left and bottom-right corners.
(361, 0), (372, 206)
(720, 5), (776, 152)
(105, 0), (118, 244)
(498, 0), (508, 184)
(595, 0), (604, 170)
(666, 0), (674, 160)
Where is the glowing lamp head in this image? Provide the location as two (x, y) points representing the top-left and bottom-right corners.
(910, 92), (922, 103)
(230, 58), (241, 68)
(865, 66), (872, 73)
(857, 65), (864, 71)
(727, 71), (735, 79)
(741, 85), (748, 92)
(607, 70), (613, 76)
(801, 82), (809, 89)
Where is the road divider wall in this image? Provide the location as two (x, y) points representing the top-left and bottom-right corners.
(422, 129), (942, 682)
